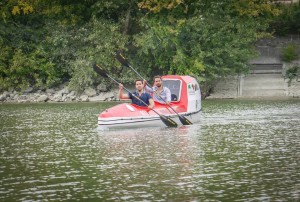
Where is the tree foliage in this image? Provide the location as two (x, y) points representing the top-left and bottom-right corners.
(133, 0), (281, 88)
(269, 2), (300, 35)
(137, 0), (184, 13)
(0, 0), (297, 94)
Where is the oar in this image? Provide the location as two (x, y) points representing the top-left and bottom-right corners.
(92, 63), (178, 128)
(115, 52), (193, 125)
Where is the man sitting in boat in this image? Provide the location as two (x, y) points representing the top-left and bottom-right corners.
(119, 79), (155, 109)
(144, 75), (171, 105)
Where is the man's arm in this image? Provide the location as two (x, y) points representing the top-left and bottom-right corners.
(148, 98), (155, 109)
(144, 81), (154, 93)
(118, 84), (130, 99)
(165, 87), (172, 104)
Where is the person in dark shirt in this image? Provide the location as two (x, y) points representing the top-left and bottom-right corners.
(119, 79), (154, 109)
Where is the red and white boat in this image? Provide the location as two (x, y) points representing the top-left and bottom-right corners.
(98, 75), (201, 129)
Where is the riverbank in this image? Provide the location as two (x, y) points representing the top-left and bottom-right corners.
(0, 85), (121, 103)
(1, 80), (299, 103)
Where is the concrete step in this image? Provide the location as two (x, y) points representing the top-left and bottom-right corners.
(250, 69), (282, 74)
(244, 74), (283, 80)
(251, 63), (282, 70)
(251, 63), (282, 74)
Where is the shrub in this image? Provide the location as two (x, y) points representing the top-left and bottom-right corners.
(282, 44), (298, 62)
(285, 65), (299, 86)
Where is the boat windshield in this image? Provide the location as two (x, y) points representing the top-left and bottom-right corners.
(162, 79), (182, 102)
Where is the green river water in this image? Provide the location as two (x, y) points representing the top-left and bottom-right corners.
(0, 99), (299, 201)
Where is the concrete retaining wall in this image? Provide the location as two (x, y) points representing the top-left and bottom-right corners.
(207, 73), (300, 99)
(208, 76), (239, 99)
(207, 35), (300, 99)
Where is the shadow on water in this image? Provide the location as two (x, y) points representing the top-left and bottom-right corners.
(0, 100), (299, 201)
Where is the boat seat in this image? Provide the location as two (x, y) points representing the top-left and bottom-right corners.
(171, 94), (177, 101)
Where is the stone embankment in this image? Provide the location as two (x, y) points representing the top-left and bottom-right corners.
(0, 84), (120, 103)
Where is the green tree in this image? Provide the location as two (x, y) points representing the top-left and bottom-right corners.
(0, 0), (131, 92)
(131, 0), (281, 95)
(269, 2), (300, 35)
(0, 0), (67, 91)
(65, 19), (128, 92)
(0, 0), (293, 96)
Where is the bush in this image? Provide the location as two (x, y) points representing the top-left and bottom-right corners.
(282, 44), (298, 62)
(285, 65), (299, 86)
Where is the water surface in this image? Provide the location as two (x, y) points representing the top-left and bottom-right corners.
(0, 99), (299, 201)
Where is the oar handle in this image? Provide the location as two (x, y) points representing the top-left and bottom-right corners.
(106, 74), (120, 85)
(93, 63), (178, 127)
(115, 53), (192, 125)
(144, 80), (180, 115)
(127, 64), (180, 115)
(128, 66), (192, 124)
(128, 64), (145, 81)
(122, 89), (160, 116)
(108, 74), (161, 116)
(115, 53), (171, 107)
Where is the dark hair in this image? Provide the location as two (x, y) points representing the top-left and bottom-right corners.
(135, 79), (143, 84)
(153, 75), (162, 80)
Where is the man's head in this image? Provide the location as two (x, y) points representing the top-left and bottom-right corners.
(135, 79), (144, 91)
(153, 75), (162, 88)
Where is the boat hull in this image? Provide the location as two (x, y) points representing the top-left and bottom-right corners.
(98, 105), (201, 130)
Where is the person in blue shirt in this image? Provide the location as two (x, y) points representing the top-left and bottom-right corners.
(145, 75), (171, 105)
(119, 79), (154, 109)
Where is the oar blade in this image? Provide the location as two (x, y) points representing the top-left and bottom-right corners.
(92, 63), (108, 78)
(178, 115), (193, 125)
(115, 52), (130, 67)
(160, 115), (178, 127)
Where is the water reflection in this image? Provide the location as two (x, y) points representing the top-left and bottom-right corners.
(94, 125), (202, 201)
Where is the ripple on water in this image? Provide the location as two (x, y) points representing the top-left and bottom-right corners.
(0, 100), (299, 201)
